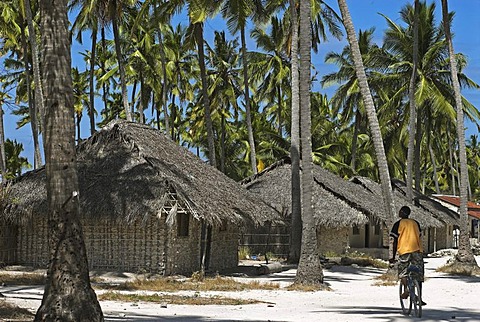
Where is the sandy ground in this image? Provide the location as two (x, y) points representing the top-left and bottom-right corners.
(1, 255), (479, 322)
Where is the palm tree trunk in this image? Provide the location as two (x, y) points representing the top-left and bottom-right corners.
(289, 0), (301, 265)
(0, 106), (5, 179)
(101, 27), (110, 114)
(337, 0), (395, 228)
(157, 30), (170, 134)
(35, 0), (103, 320)
(20, 20), (42, 168)
(406, 0), (420, 202)
(194, 22), (216, 168)
(111, 11), (133, 122)
(241, 27), (257, 174)
(295, 0), (323, 286)
(24, 0), (46, 132)
(89, 29), (97, 135)
(351, 109), (361, 171)
(441, 0), (477, 266)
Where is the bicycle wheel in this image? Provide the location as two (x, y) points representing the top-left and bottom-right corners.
(411, 279), (422, 318)
(399, 280), (411, 315)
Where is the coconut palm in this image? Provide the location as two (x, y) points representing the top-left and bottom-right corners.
(441, 0), (478, 269)
(405, 0), (420, 201)
(24, 0), (45, 132)
(294, 0), (323, 285)
(336, 0), (396, 232)
(250, 15), (291, 137)
(70, 0), (101, 135)
(379, 1), (479, 192)
(221, 0), (265, 175)
(4, 139), (31, 179)
(0, 0), (43, 168)
(35, 0), (103, 319)
(321, 27), (379, 173)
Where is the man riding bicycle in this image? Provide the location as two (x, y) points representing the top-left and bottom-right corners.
(389, 205), (426, 305)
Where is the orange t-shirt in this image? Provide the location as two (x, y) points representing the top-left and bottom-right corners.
(390, 218), (423, 255)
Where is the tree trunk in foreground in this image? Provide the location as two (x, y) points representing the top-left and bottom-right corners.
(295, 0), (324, 285)
(36, 0), (103, 320)
(289, 0), (301, 264)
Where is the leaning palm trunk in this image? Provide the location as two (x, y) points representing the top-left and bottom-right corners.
(441, 0), (478, 267)
(294, 0), (323, 286)
(337, 0), (395, 228)
(35, 0), (103, 320)
(289, 0), (301, 264)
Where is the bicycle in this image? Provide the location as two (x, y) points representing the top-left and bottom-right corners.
(399, 264), (422, 318)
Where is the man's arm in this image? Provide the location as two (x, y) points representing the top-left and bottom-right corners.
(389, 221), (400, 261)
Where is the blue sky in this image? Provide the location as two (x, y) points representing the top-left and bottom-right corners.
(3, 0), (480, 166)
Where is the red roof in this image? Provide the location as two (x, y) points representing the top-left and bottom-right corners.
(433, 195), (480, 220)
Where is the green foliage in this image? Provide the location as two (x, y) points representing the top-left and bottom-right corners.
(4, 139), (30, 179)
(238, 246), (250, 260)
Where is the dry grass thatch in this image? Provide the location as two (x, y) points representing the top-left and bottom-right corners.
(351, 176), (450, 228)
(243, 157), (445, 229)
(243, 159), (368, 228)
(3, 121), (280, 228)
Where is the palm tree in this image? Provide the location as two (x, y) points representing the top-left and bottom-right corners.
(294, 0), (323, 286)
(35, 0), (103, 319)
(70, 0), (101, 135)
(379, 2), (479, 192)
(336, 0), (396, 240)
(321, 27), (379, 173)
(4, 139), (31, 179)
(0, 0), (43, 168)
(98, 0), (138, 122)
(441, 0), (478, 268)
(405, 0), (420, 202)
(24, 0), (45, 132)
(221, 0), (264, 175)
(0, 92), (7, 179)
(288, 0), (301, 264)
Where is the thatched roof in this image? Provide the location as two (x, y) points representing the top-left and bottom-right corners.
(242, 157), (444, 228)
(242, 158), (368, 228)
(391, 179), (459, 225)
(349, 176), (445, 228)
(3, 121), (280, 227)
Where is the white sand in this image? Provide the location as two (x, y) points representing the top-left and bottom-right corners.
(2, 256), (479, 321)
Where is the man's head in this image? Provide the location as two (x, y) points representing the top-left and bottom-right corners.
(399, 206), (411, 218)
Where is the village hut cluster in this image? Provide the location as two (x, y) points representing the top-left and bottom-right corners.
(0, 121), (279, 275)
(0, 122), (467, 274)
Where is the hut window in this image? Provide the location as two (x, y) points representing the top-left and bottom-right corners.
(374, 224), (380, 235)
(177, 213), (189, 237)
(353, 225), (360, 235)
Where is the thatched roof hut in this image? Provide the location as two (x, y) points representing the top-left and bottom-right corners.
(350, 176), (449, 228)
(4, 121), (279, 227)
(0, 121), (280, 274)
(242, 158), (368, 228)
(390, 179), (459, 225)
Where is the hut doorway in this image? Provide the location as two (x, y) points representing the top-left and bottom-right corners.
(364, 224), (370, 247)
